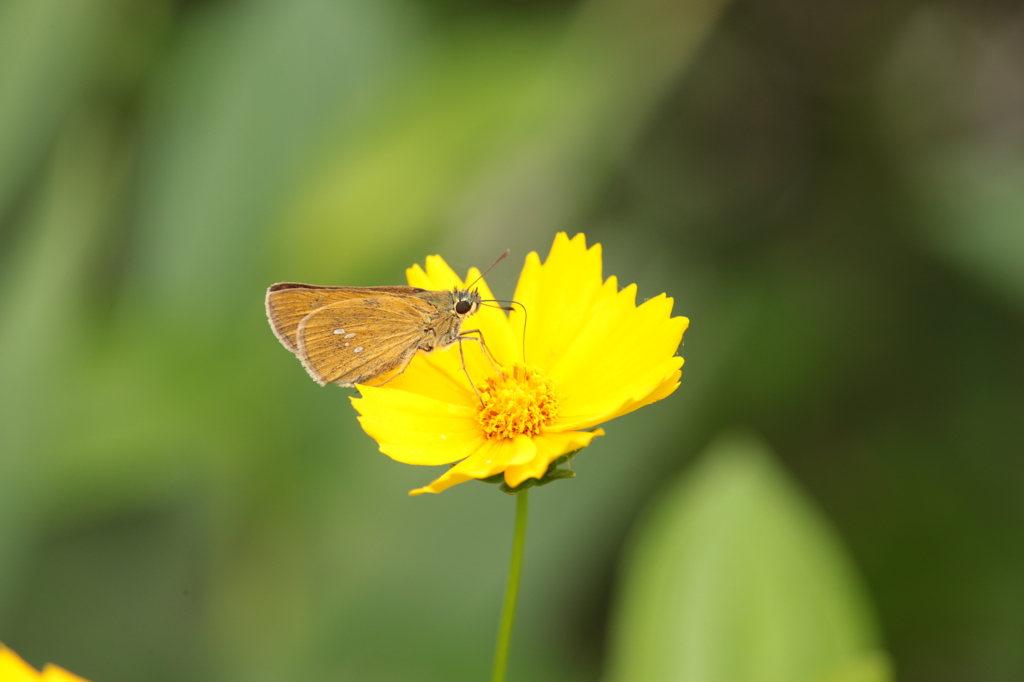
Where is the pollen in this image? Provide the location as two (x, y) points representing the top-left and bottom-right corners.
(476, 363), (559, 440)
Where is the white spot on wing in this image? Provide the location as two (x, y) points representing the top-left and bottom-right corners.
(344, 342), (350, 347)
(344, 333), (356, 339)
(354, 346), (364, 353)
(333, 328), (345, 335)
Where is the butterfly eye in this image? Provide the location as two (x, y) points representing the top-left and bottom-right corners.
(455, 300), (473, 315)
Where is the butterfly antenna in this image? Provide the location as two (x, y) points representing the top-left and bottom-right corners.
(466, 249), (510, 290)
(479, 298), (528, 363)
(511, 301), (528, 364)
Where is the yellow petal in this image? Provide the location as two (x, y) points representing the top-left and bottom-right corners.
(42, 665), (90, 682)
(554, 289), (684, 385)
(502, 429), (604, 488)
(410, 435), (537, 495)
(551, 284), (688, 427)
(412, 339), (496, 401)
(510, 233), (608, 371)
(554, 363), (683, 431)
(0, 645), (40, 680)
(406, 256), (461, 289)
(384, 338), (496, 407)
(506, 250), (540, 364)
(384, 345), (479, 406)
(352, 387), (482, 465)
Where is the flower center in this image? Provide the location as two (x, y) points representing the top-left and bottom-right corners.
(476, 363), (559, 439)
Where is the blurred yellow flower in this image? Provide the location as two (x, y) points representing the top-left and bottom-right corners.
(353, 233), (688, 495)
(0, 644), (90, 682)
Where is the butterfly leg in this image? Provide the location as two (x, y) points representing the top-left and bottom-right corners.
(458, 329), (500, 373)
(456, 338), (486, 405)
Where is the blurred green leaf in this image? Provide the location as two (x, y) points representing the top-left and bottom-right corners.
(0, 0), (115, 221)
(276, 0), (734, 279)
(819, 653), (892, 682)
(130, 0), (415, 320)
(0, 111), (126, 613)
(273, 21), (563, 282)
(604, 434), (890, 682)
(877, 8), (1024, 308)
(913, 151), (1024, 308)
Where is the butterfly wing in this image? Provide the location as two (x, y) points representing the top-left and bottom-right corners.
(294, 295), (438, 386)
(266, 283), (425, 353)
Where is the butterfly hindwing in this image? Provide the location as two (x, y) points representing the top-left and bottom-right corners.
(295, 295), (437, 386)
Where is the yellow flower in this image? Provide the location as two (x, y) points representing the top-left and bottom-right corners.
(0, 644), (90, 682)
(352, 233), (688, 495)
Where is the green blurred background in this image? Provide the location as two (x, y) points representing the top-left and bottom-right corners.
(1, 0), (1023, 680)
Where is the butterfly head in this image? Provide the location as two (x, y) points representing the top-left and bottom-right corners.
(453, 288), (482, 318)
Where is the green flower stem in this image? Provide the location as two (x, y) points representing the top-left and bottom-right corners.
(491, 489), (530, 682)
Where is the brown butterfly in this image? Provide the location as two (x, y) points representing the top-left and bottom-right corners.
(266, 282), (484, 387)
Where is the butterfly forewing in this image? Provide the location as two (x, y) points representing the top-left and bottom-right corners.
(266, 284), (426, 352)
(295, 296), (436, 386)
